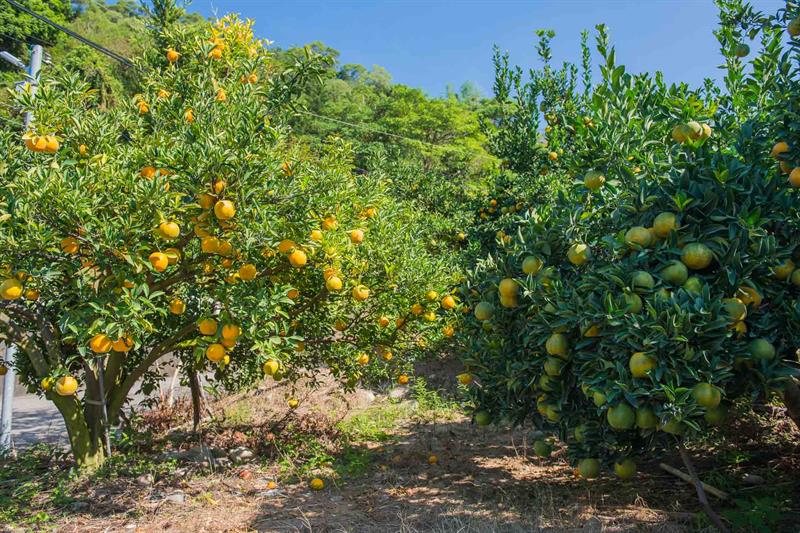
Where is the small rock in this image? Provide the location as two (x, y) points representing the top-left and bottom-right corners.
(229, 446), (254, 463)
(136, 473), (154, 486)
(388, 387), (408, 400)
(124, 523), (137, 530)
(70, 501), (89, 512)
(214, 457), (231, 469)
(164, 491), (186, 504)
(742, 473), (765, 486)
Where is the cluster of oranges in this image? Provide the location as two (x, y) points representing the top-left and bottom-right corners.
(22, 132), (60, 153)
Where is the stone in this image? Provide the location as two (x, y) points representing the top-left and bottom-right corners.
(228, 446), (254, 462)
(136, 473), (154, 486)
(742, 473), (765, 486)
(70, 501), (89, 512)
(163, 491), (186, 504)
(388, 387), (408, 400)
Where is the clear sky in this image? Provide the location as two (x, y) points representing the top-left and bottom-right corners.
(184, 0), (780, 97)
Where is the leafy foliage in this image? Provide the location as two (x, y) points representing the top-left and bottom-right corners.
(460, 1), (800, 475)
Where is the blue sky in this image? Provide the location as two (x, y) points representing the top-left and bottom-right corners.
(184, 0), (780, 97)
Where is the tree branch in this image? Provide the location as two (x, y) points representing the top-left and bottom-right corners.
(106, 321), (197, 421)
(0, 312), (49, 377)
(677, 441), (729, 533)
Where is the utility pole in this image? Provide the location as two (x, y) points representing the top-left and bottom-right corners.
(23, 44), (43, 128)
(0, 43), (44, 454)
(0, 346), (16, 453)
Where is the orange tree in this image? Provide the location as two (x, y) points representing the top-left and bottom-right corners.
(460, 1), (800, 485)
(0, 6), (460, 468)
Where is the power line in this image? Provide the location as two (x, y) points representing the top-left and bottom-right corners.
(3, 1), (445, 151)
(297, 109), (439, 149)
(2, 0), (134, 68)
(0, 31), (53, 48)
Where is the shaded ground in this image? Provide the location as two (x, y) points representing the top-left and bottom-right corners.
(2, 365), (799, 532)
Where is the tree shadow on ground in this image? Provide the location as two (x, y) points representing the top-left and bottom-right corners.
(247, 416), (697, 533)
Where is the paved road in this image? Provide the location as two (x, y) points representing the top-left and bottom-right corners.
(1, 356), (188, 452)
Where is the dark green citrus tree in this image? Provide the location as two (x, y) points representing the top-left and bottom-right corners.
(460, 1), (800, 485)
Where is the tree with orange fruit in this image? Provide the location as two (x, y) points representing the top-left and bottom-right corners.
(0, 2), (458, 468)
(462, 4), (800, 503)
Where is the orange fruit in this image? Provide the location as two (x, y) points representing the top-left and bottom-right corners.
(201, 236), (220, 254)
(165, 248), (181, 265)
(221, 324), (241, 341)
(326, 275), (343, 292)
(357, 353), (370, 365)
(397, 374), (410, 385)
(567, 243), (591, 265)
(789, 167), (800, 187)
(349, 229), (365, 244)
(771, 141), (790, 159)
(653, 212), (678, 238)
(545, 333), (569, 358)
(288, 249), (307, 268)
(310, 229), (323, 242)
(577, 458), (600, 479)
(277, 240), (296, 253)
(206, 343), (225, 362)
(441, 295), (456, 310)
(411, 303), (424, 315)
(60, 237), (80, 254)
(55, 376), (78, 396)
(629, 352), (656, 378)
(309, 478), (325, 490)
(158, 221), (180, 239)
(238, 263), (257, 280)
(352, 285), (370, 301)
(287, 288), (300, 300)
(625, 226), (652, 248)
(773, 259), (795, 280)
(197, 193), (215, 209)
(198, 318), (218, 336)
(89, 333), (113, 354)
(214, 200), (236, 220)
(263, 360), (280, 376)
(681, 242), (713, 270)
(321, 216), (338, 231)
(737, 286), (762, 307)
(583, 170), (605, 191)
(140, 166), (157, 179)
(169, 298), (186, 315)
(149, 252), (169, 272)
(498, 278), (518, 297)
(111, 335), (134, 352)
(691, 383), (721, 408)
(166, 48), (180, 63)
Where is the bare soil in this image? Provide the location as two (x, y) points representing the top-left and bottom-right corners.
(3, 363), (799, 532)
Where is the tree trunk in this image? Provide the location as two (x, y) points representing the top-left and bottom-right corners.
(51, 394), (105, 469)
(782, 378), (800, 431)
(188, 370), (204, 432)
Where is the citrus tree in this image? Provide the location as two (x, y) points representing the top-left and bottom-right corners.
(0, 3), (460, 468)
(460, 1), (800, 488)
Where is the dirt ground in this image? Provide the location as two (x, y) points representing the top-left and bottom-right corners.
(3, 362), (799, 532)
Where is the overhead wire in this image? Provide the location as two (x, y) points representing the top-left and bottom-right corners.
(2, 0), (446, 151)
(2, 0), (135, 68)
